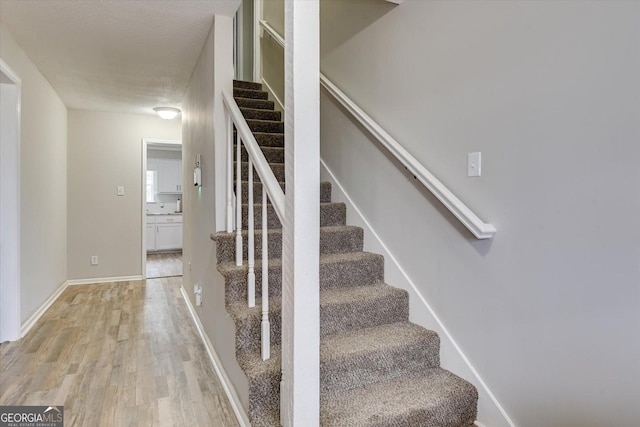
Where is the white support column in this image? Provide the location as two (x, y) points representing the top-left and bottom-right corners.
(213, 15), (235, 232)
(253, 0), (263, 82)
(281, 0), (320, 426)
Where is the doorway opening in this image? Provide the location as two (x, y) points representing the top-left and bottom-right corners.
(0, 59), (21, 342)
(141, 139), (183, 279)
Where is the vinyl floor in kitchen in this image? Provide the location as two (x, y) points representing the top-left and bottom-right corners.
(146, 252), (182, 279)
(0, 276), (240, 427)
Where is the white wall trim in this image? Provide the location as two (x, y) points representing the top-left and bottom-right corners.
(66, 275), (144, 286)
(179, 286), (251, 427)
(261, 77), (284, 112)
(20, 280), (68, 338)
(0, 58), (22, 343)
(321, 159), (514, 427)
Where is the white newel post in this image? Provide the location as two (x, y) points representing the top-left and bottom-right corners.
(281, 0), (320, 426)
(213, 15), (234, 232)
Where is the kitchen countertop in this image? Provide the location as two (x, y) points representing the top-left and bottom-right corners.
(146, 212), (182, 216)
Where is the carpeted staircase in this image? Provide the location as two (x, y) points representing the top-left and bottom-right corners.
(211, 80), (479, 426)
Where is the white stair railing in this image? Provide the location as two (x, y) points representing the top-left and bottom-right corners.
(223, 89), (285, 360)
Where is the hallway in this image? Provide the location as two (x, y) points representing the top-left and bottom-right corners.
(0, 277), (239, 426)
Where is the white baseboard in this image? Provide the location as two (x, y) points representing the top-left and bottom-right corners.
(180, 286), (251, 427)
(20, 279), (69, 337)
(261, 77), (284, 112)
(321, 159), (513, 427)
(66, 275), (144, 286)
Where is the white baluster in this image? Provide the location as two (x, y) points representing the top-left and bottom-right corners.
(226, 113), (233, 233)
(247, 159), (256, 307)
(235, 139), (243, 266)
(261, 186), (270, 360)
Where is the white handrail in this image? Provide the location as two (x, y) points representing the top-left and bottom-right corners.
(258, 21), (495, 239)
(259, 20), (284, 48)
(320, 76), (496, 239)
(222, 90), (286, 221)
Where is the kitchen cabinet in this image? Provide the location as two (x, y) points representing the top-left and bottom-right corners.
(147, 215), (182, 251)
(158, 159), (182, 194)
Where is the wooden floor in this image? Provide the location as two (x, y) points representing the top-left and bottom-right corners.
(0, 277), (240, 427)
(146, 252), (182, 279)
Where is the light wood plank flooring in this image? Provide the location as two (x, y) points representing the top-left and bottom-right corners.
(146, 252), (182, 279)
(0, 277), (240, 427)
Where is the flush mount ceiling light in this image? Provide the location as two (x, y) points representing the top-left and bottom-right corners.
(153, 107), (181, 120)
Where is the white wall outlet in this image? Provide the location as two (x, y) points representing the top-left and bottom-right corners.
(90, 255), (98, 266)
(117, 185), (125, 196)
(468, 152), (481, 177)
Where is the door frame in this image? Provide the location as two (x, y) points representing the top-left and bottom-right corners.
(0, 59), (22, 342)
(141, 138), (182, 279)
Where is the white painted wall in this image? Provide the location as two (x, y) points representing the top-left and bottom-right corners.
(182, 15), (250, 415)
(261, 0), (285, 105)
(320, 1), (640, 426)
(0, 22), (68, 325)
(67, 110), (181, 280)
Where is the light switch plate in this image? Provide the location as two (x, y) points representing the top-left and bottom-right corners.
(91, 255), (98, 266)
(117, 186), (125, 196)
(468, 152), (481, 177)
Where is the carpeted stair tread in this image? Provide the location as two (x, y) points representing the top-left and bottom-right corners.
(228, 284), (409, 357)
(238, 180), (332, 203)
(240, 161), (284, 183)
(234, 87), (269, 100)
(240, 321), (439, 389)
(240, 107), (281, 121)
(246, 119), (284, 133)
(212, 225), (364, 263)
(234, 131), (284, 147)
(217, 251), (385, 305)
(320, 368), (478, 427)
(234, 144), (284, 163)
(233, 80), (263, 91)
(239, 201), (346, 229)
(234, 97), (275, 111)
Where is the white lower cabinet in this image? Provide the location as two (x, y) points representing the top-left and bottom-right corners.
(147, 215), (182, 251)
(156, 223), (182, 250)
(146, 224), (156, 251)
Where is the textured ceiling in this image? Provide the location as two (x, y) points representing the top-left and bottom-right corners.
(0, 0), (240, 115)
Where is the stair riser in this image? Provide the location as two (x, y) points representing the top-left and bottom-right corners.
(234, 97), (275, 110)
(233, 289), (409, 359)
(236, 181), (332, 204)
(240, 202), (346, 230)
(222, 253), (384, 306)
(234, 88), (269, 100)
(245, 333), (440, 424)
(234, 144), (284, 163)
(240, 108), (281, 121)
(321, 339), (440, 398)
(247, 120), (284, 133)
(240, 161), (285, 182)
(247, 375), (281, 427)
(233, 80), (263, 91)
(216, 227), (363, 264)
(234, 130), (284, 147)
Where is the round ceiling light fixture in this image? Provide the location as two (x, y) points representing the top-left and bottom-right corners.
(153, 107), (181, 120)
